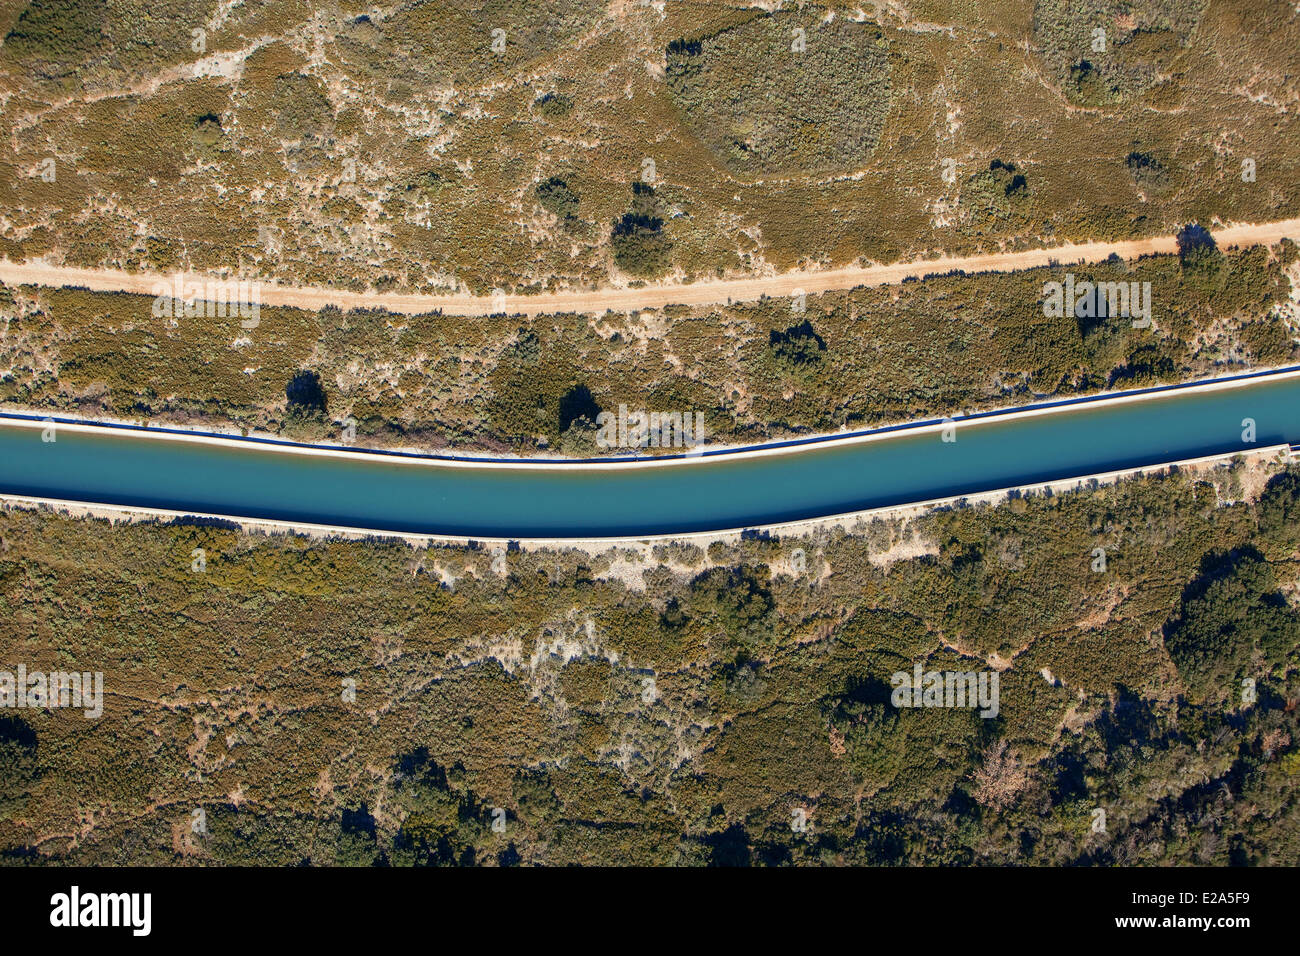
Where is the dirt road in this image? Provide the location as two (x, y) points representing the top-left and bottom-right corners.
(2, 218), (1297, 318)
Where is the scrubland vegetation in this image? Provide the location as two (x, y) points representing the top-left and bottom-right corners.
(2, 457), (1298, 864)
(0, 0), (1297, 289)
(1032, 0), (1206, 106)
(2, 241), (1295, 453)
(665, 10), (892, 175)
(0, 0), (1298, 869)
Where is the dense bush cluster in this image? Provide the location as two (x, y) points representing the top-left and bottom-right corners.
(610, 183), (672, 277)
(1033, 0), (1205, 105)
(666, 10), (892, 175)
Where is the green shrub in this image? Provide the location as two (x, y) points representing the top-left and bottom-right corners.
(535, 177), (579, 220)
(1163, 548), (1298, 704)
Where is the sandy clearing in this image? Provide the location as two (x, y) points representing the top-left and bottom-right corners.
(3, 218), (1298, 318)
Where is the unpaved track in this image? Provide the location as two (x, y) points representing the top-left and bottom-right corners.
(2, 218), (1298, 318)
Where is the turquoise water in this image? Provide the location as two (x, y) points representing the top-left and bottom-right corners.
(1, 372), (1297, 538)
